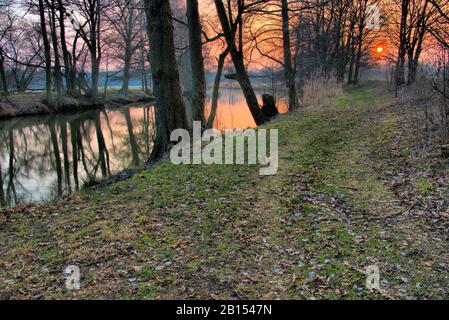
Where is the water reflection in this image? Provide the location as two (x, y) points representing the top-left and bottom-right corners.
(205, 85), (288, 130)
(0, 88), (286, 207)
(0, 105), (155, 206)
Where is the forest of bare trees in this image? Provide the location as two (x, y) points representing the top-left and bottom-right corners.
(0, 0), (448, 156)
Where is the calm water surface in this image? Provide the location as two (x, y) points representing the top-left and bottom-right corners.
(0, 88), (287, 207)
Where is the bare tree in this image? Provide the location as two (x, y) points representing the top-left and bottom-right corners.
(429, 0), (449, 48)
(395, 0), (436, 85)
(0, 0), (13, 96)
(47, 0), (64, 102)
(187, 0), (207, 125)
(4, 20), (43, 92)
(213, 0), (268, 125)
(56, 0), (74, 97)
(250, 0), (308, 111)
(144, 0), (190, 160)
(106, 0), (144, 95)
(70, 0), (106, 103)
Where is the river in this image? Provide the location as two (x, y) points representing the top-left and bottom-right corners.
(0, 87), (287, 207)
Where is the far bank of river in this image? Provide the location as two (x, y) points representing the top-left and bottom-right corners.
(0, 90), (154, 120)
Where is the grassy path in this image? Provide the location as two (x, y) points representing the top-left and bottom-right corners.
(1, 82), (448, 299)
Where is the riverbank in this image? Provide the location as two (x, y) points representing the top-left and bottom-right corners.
(0, 90), (154, 120)
(1, 82), (448, 300)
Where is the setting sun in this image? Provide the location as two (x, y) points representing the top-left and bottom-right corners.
(377, 46), (384, 54)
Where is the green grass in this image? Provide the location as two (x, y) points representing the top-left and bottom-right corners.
(415, 179), (434, 196)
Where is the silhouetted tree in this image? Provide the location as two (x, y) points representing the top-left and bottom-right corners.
(144, 0), (191, 160)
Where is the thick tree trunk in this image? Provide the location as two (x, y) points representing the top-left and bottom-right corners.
(408, 57), (418, 84)
(281, 0), (298, 111)
(347, 47), (356, 85)
(396, 0), (409, 86)
(408, 43), (424, 85)
(144, 0), (191, 161)
(354, 41), (363, 85)
(38, 0), (54, 106)
(187, 0), (206, 125)
(91, 54), (100, 103)
(396, 54), (406, 86)
(408, 0), (429, 85)
(230, 50), (267, 125)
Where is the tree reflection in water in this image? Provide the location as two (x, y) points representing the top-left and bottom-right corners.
(0, 88), (286, 207)
(0, 105), (155, 207)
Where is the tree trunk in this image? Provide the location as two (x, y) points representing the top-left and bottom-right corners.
(281, 0), (298, 111)
(144, 0), (191, 161)
(354, 41), (363, 85)
(38, 0), (54, 106)
(140, 43), (148, 92)
(408, 56), (418, 84)
(121, 7), (135, 95)
(0, 162), (5, 207)
(0, 53), (8, 96)
(396, 0), (409, 86)
(57, 0), (73, 97)
(213, 0), (267, 126)
(91, 53), (100, 103)
(230, 50), (267, 125)
(408, 38), (425, 85)
(49, 2), (63, 104)
(347, 46), (356, 85)
(89, 4), (101, 104)
(187, 0), (207, 125)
